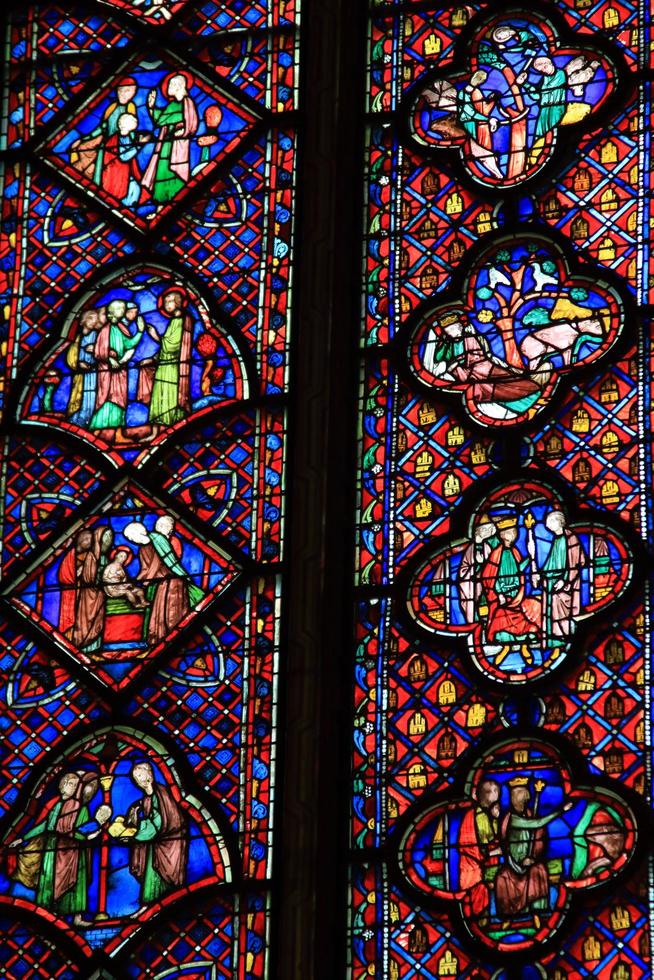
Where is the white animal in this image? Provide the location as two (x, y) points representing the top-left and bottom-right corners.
(487, 267), (512, 290)
(531, 261), (559, 292)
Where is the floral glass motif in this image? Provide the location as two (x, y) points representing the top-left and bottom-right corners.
(0, 728), (232, 952)
(397, 738), (638, 954)
(410, 11), (618, 190)
(407, 480), (633, 683)
(38, 56), (260, 229)
(406, 234), (625, 428)
(21, 265), (249, 463)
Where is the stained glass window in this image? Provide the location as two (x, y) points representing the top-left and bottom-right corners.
(352, 1), (652, 977)
(2, 0), (654, 976)
(0, 0), (298, 974)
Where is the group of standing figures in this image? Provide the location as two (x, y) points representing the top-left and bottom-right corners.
(58, 517), (202, 656)
(7, 762), (188, 926)
(24, 270), (235, 451)
(456, 509), (589, 659)
(61, 288), (194, 437)
(413, 484), (629, 681)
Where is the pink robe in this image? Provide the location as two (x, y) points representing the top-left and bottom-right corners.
(137, 537), (189, 645)
(129, 785), (187, 888)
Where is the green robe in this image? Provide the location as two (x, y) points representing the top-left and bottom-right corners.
(508, 809), (562, 854)
(475, 807), (500, 881)
(496, 546), (524, 599)
(132, 793), (168, 904)
(543, 534), (567, 583)
(148, 102), (186, 203)
(534, 68), (567, 137)
(23, 802), (90, 915)
(150, 315), (187, 426)
(542, 534), (567, 640)
(149, 530), (204, 607)
(431, 337), (464, 367)
(504, 808), (562, 910)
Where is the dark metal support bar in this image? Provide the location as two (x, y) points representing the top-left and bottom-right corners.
(274, 1), (367, 976)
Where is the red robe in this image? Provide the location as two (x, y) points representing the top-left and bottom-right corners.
(102, 132), (140, 201)
(52, 780), (91, 902)
(506, 111), (528, 180)
(458, 807), (499, 917)
(58, 546), (78, 636)
(70, 528), (106, 650)
(451, 334), (539, 405)
(481, 544), (541, 643)
(470, 87), (494, 152)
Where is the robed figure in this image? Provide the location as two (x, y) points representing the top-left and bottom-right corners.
(530, 57), (568, 137)
(458, 780), (502, 920)
(423, 315), (539, 413)
(490, 26), (540, 180)
(458, 518), (498, 624)
(102, 113), (142, 207)
(134, 517), (204, 646)
(70, 78), (138, 188)
(58, 529), (93, 637)
(480, 517), (541, 651)
(458, 71), (503, 181)
(67, 527), (113, 653)
(495, 778), (566, 923)
(66, 309), (101, 428)
(541, 511), (586, 646)
(9, 772), (99, 922)
(126, 762), (188, 905)
(146, 287), (193, 427)
(89, 300), (144, 433)
(143, 72), (199, 205)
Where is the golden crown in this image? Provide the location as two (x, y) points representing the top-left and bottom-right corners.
(439, 311), (460, 327)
